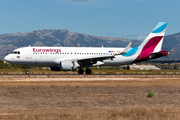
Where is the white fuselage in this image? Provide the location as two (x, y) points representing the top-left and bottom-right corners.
(4, 46), (136, 66)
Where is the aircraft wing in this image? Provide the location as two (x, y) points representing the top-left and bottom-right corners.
(65, 54), (115, 61)
(54, 42), (132, 66)
(65, 42), (132, 62)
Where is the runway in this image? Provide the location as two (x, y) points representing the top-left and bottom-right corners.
(0, 74), (180, 82)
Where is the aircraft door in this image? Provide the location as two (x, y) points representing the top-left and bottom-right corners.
(26, 47), (32, 59)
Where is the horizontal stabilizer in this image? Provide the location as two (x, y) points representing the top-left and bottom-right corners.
(150, 50), (173, 55)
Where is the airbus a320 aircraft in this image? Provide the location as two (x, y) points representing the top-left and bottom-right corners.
(4, 22), (171, 74)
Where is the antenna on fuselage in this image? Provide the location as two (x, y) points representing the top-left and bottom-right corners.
(29, 45), (31, 47)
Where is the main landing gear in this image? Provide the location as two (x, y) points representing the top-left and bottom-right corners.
(78, 68), (92, 74)
(85, 69), (91, 74)
(78, 68), (84, 74)
(25, 65), (30, 74)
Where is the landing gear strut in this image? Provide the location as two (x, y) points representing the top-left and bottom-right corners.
(25, 65), (30, 74)
(78, 68), (84, 74)
(127, 65), (130, 70)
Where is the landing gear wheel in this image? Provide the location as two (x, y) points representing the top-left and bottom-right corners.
(85, 69), (92, 74)
(78, 68), (84, 74)
(25, 65), (30, 74)
(25, 70), (29, 74)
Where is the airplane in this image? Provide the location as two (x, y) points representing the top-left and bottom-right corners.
(4, 22), (171, 74)
(132, 64), (160, 70)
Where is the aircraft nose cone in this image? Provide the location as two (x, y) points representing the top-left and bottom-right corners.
(4, 56), (7, 61)
(4, 55), (10, 62)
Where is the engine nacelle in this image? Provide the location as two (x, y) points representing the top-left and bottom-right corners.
(50, 61), (78, 71)
(60, 61), (78, 71)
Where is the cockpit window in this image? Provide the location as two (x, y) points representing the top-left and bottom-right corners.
(12, 51), (20, 54)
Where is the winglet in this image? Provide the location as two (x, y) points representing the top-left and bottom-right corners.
(117, 42), (132, 55)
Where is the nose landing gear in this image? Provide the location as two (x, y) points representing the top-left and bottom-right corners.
(25, 65), (30, 74)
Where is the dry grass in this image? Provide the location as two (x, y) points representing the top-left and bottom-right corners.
(1, 79), (180, 119)
(0, 106), (179, 120)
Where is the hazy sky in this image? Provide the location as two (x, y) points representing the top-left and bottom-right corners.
(0, 0), (179, 40)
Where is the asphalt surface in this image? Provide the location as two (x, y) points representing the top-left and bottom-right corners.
(1, 74), (180, 78)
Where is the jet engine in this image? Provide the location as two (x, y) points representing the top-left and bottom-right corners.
(50, 61), (79, 71)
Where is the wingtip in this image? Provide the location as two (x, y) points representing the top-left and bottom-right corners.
(119, 42), (132, 55)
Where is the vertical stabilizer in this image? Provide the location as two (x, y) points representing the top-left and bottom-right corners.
(134, 22), (167, 62)
(138, 22), (167, 54)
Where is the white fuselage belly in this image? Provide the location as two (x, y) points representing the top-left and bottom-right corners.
(7, 47), (135, 66)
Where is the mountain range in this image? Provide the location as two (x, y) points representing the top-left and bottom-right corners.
(0, 29), (179, 60)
